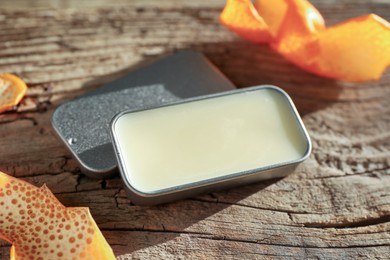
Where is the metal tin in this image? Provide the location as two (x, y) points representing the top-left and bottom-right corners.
(51, 51), (235, 178)
(110, 85), (311, 205)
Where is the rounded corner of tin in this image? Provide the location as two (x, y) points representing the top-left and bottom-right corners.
(79, 160), (118, 179)
(291, 127), (312, 166)
(120, 176), (164, 206)
(110, 110), (124, 132)
(301, 135), (313, 161)
(51, 106), (64, 131)
(253, 84), (288, 95)
(266, 85), (293, 99)
(262, 84), (284, 92)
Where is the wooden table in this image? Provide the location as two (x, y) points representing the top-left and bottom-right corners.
(1, 0), (389, 258)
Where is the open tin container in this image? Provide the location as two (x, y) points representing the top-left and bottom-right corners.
(110, 85), (311, 205)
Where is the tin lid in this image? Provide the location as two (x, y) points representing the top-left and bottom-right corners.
(51, 50), (236, 178)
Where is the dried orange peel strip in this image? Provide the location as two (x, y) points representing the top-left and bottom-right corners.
(219, 0), (271, 43)
(0, 74), (27, 113)
(220, 0), (390, 82)
(0, 171), (115, 260)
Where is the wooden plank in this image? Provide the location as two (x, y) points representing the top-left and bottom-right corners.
(1, 0), (390, 258)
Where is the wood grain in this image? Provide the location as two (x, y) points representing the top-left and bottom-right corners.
(1, 0), (390, 258)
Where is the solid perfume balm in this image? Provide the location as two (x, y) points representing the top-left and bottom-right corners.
(111, 86), (311, 205)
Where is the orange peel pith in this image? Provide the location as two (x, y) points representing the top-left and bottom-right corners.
(0, 171), (115, 260)
(0, 74), (27, 113)
(220, 0), (390, 82)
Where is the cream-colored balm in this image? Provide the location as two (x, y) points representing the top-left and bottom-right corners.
(112, 86), (309, 194)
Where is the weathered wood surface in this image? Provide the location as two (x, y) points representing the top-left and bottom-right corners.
(1, 0), (390, 258)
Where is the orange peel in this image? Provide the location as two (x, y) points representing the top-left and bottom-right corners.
(219, 0), (271, 43)
(0, 74), (27, 113)
(220, 0), (390, 82)
(0, 171), (115, 260)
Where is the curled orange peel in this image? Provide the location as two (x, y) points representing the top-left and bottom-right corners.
(0, 171), (115, 260)
(219, 0), (271, 43)
(0, 74), (27, 113)
(220, 0), (390, 82)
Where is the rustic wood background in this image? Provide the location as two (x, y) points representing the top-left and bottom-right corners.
(1, 0), (390, 258)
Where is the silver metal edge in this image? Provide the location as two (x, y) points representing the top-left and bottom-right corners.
(110, 85), (312, 204)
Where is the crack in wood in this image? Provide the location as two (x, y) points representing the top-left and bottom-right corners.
(302, 214), (390, 229)
(308, 166), (390, 180)
(194, 235), (390, 250)
(113, 188), (124, 209)
(191, 198), (322, 216)
(0, 115), (38, 126)
(101, 227), (211, 237)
